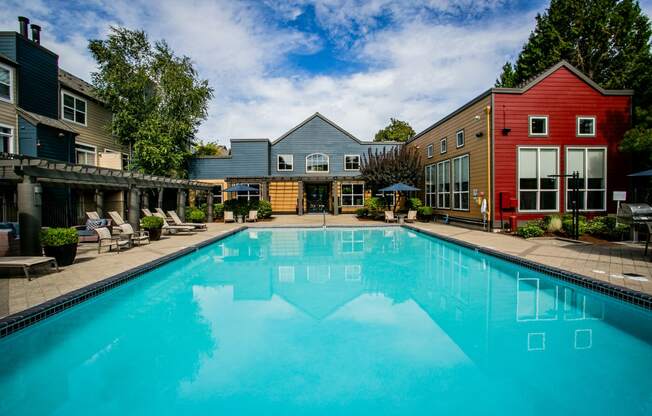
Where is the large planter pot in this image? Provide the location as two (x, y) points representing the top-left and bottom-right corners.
(43, 243), (78, 266)
(145, 227), (162, 241)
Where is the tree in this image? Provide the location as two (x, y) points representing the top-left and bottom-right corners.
(494, 0), (652, 168)
(89, 27), (213, 176)
(374, 118), (415, 142)
(193, 141), (228, 157)
(360, 146), (422, 192)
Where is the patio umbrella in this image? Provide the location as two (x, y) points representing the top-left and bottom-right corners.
(378, 183), (420, 211)
(628, 169), (652, 177)
(223, 184), (259, 192)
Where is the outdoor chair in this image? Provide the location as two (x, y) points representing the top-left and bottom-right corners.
(385, 211), (398, 223)
(86, 211), (100, 220)
(108, 211), (126, 226)
(0, 256), (59, 280)
(246, 210), (258, 222)
(224, 211), (235, 223)
(119, 223), (150, 246)
(142, 208), (153, 217)
(645, 222), (651, 257)
(168, 210), (207, 230)
(95, 227), (130, 253)
(153, 212), (194, 234)
(405, 210), (417, 223)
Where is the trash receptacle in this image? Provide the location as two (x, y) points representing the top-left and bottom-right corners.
(509, 216), (518, 232)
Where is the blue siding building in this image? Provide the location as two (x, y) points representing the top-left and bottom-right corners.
(190, 113), (401, 214)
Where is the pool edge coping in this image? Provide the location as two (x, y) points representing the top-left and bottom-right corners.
(0, 226), (246, 338)
(403, 224), (652, 311)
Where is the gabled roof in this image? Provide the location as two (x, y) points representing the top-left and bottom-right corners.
(271, 112), (402, 146)
(58, 68), (103, 102)
(492, 60), (634, 96)
(17, 108), (79, 134)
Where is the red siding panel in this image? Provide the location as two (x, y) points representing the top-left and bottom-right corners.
(492, 66), (631, 224)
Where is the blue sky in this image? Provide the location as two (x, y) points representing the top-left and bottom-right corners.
(3, 0), (652, 144)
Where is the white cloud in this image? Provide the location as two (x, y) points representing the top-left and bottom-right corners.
(5, 0), (541, 145)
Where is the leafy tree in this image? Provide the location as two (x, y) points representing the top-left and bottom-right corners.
(89, 27), (213, 176)
(494, 0), (652, 168)
(193, 141), (228, 157)
(374, 118), (415, 142)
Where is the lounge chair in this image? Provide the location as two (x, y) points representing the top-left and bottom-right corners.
(153, 212), (194, 234)
(645, 222), (651, 257)
(86, 211), (100, 220)
(224, 211), (235, 223)
(405, 210), (417, 223)
(0, 256), (59, 280)
(95, 227), (130, 253)
(142, 208), (153, 217)
(385, 211), (398, 223)
(246, 210), (258, 222)
(119, 223), (150, 246)
(108, 211), (126, 226)
(168, 210), (207, 230)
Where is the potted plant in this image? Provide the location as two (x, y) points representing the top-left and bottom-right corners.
(417, 206), (434, 222)
(141, 215), (164, 241)
(41, 227), (79, 266)
(188, 208), (206, 223)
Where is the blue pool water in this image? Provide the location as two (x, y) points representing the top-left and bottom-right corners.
(1, 228), (651, 415)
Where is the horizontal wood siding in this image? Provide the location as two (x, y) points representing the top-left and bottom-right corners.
(0, 34), (17, 61)
(269, 181), (298, 213)
(189, 140), (269, 179)
(493, 66), (631, 224)
(407, 95), (491, 221)
(16, 35), (58, 119)
(37, 125), (75, 161)
(17, 116), (37, 156)
(0, 64), (17, 138)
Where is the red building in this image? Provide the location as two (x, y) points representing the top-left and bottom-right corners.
(408, 61), (633, 229)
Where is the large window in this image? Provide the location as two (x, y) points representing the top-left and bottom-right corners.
(306, 153), (329, 173)
(76, 143), (97, 166)
(212, 185), (223, 204)
(0, 125), (13, 153)
(0, 63), (13, 102)
(341, 183), (364, 206)
(452, 155), (469, 210)
(236, 183), (260, 202)
(344, 154), (360, 171)
(518, 147), (559, 211)
(62, 91), (87, 125)
(425, 164), (436, 207)
(529, 116), (548, 136)
(566, 148), (606, 211)
(437, 160), (450, 209)
(277, 154), (293, 171)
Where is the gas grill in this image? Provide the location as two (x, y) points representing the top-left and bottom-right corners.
(617, 203), (652, 225)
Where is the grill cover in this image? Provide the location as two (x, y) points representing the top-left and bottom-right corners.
(618, 203), (652, 224)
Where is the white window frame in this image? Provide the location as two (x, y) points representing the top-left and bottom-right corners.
(426, 144), (433, 158)
(576, 116), (596, 137)
(277, 154), (294, 172)
(0, 63), (14, 103)
(456, 129), (465, 148)
(61, 90), (88, 126)
(452, 154), (470, 211)
(436, 159), (451, 209)
(0, 123), (14, 153)
(235, 182), (260, 202)
(305, 153), (329, 173)
(565, 146), (607, 212)
(75, 142), (97, 166)
(517, 146), (560, 213)
(528, 115), (548, 137)
(440, 138), (447, 154)
(344, 154), (360, 171)
(425, 164), (436, 207)
(340, 182), (364, 207)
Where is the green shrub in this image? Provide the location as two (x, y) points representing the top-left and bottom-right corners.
(409, 197), (423, 210)
(562, 214), (587, 236)
(364, 197), (382, 218)
(417, 206), (433, 218)
(214, 203), (224, 218)
(187, 208), (206, 223)
(542, 214), (562, 233)
(41, 227), (79, 247)
(517, 222), (545, 239)
(586, 216), (628, 240)
(257, 200), (272, 219)
(141, 215), (164, 229)
(355, 207), (368, 217)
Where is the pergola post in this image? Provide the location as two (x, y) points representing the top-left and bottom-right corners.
(178, 189), (186, 221)
(17, 175), (42, 256)
(207, 191), (214, 223)
(142, 190), (150, 211)
(260, 181), (269, 201)
(332, 181), (339, 215)
(157, 187), (164, 209)
(128, 186), (140, 230)
(95, 190), (104, 219)
(297, 181), (304, 215)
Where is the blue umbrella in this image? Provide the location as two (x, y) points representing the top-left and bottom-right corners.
(224, 184), (259, 192)
(378, 183), (420, 192)
(628, 169), (652, 177)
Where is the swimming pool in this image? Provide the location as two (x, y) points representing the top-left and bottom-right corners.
(1, 227), (651, 415)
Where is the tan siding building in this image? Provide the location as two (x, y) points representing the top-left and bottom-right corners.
(0, 56), (18, 153)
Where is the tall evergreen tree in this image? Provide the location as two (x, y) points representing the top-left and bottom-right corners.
(495, 0), (652, 167)
(374, 118), (416, 142)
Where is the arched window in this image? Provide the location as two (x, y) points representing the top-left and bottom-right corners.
(306, 153), (329, 173)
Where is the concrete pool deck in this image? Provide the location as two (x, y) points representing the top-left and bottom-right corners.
(1, 214), (650, 319)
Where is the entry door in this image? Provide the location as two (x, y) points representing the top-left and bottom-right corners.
(306, 183), (330, 213)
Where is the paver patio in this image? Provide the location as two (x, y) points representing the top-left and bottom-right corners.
(0, 215), (650, 319)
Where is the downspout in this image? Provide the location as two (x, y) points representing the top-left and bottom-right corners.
(485, 105), (492, 231)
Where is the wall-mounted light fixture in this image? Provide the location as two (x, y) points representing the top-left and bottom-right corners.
(502, 128), (511, 136)
(475, 132), (483, 138)
(474, 115), (481, 121)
